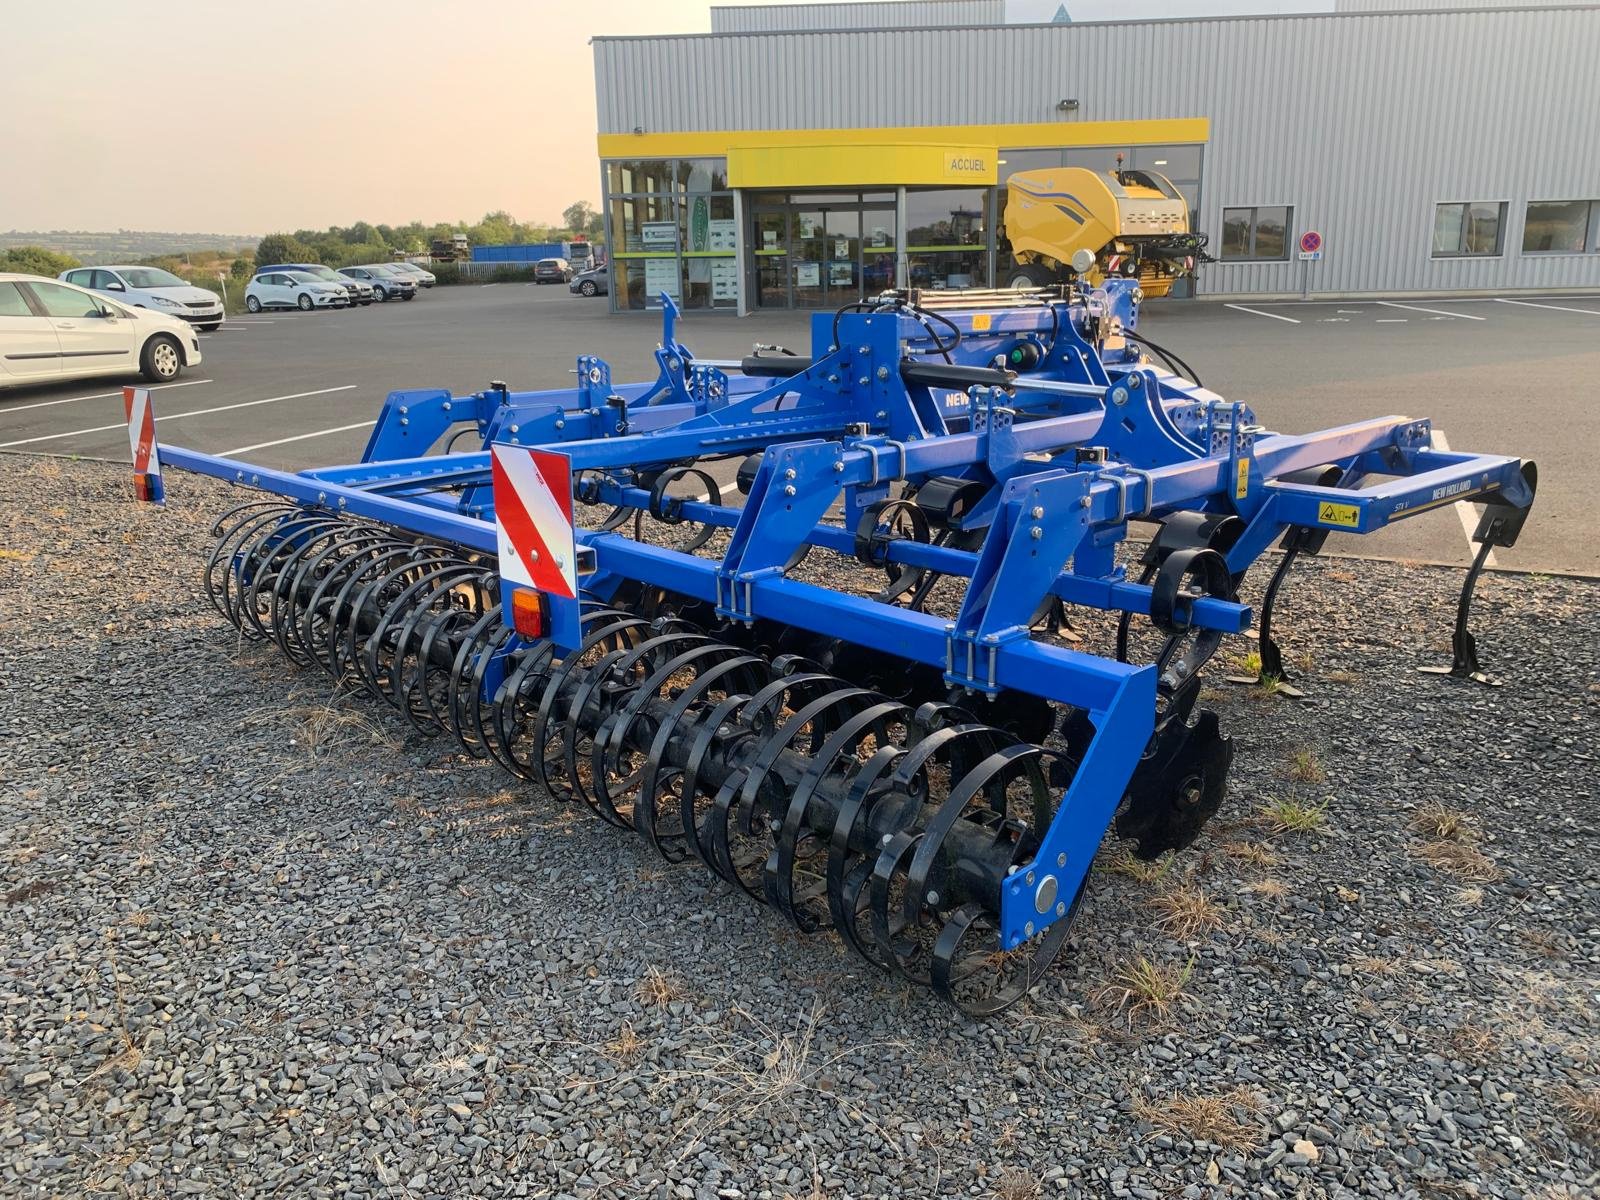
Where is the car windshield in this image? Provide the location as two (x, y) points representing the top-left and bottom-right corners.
(285, 271), (322, 283)
(118, 267), (187, 289)
(301, 266), (342, 281)
(366, 265), (402, 276)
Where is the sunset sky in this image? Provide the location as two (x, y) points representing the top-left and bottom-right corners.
(1, 1), (1321, 234)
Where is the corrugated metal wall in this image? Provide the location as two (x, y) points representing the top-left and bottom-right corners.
(596, 7), (1600, 296)
(709, 1), (1004, 33)
(1334, 1), (1556, 12)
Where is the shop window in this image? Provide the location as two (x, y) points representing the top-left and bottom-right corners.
(997, 148), (1063, 182)
(1432, 202), (1506, 257)
(1522, 200), (1599, 254)
(681, 193), (737, 310)
(606, 159), (673, 194)
(1221, 206), (1292, 261)
(676, 159), (729, 191)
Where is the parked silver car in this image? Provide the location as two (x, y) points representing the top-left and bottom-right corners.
(338, 264), (417, 302)
(387, 262), (436, 288)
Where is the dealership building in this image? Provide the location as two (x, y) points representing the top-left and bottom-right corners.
(589, 0), (1600, 313)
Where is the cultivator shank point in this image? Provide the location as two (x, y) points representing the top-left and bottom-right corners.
(123, 284), (1535, 1014)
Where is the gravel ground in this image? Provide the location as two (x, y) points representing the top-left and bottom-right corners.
(2, 457), (1596, 1200)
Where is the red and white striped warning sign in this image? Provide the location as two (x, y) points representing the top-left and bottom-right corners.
(491, 444), (578, 599)
(123, 386), (164, 503)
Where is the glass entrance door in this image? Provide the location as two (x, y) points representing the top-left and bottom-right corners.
(751, 193), (897, 309)
(752, 207), (790, 308)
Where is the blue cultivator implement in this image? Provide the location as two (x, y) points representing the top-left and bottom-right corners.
(129, 284), (1534, 1014)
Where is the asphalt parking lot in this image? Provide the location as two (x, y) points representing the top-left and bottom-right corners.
(2, 284), (1595, 574)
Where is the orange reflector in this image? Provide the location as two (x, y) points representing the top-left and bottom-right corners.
(509, 588), (546, 638)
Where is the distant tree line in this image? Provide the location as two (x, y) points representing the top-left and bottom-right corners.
(252, 204), (604, 270)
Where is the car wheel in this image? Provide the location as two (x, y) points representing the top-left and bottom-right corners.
(140, 335), (182, 383)
(375, 286), (389, 302)
(297, 293), (314, 311)
(246, 295), (262, 313)
(580, 280), (597, 297)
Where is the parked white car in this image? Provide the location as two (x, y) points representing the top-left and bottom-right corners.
(244, 270), (350, 312)
(0, 273), (201, 389)
(59, 265), (225, 331)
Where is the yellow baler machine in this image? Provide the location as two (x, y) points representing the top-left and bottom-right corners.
(1002, 165), (1209, 298)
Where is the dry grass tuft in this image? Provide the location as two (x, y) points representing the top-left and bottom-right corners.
(1257, 795), (1328, 835)
(1415, 839), (1500, 882)
(1101, 848), (1177, 886)
(1133, 1086), (1264, 1152)
(242, 699), (401, 758)
(1222, 840), (1281, 869)
(1094, 955), (1194, 1027)
(1285, 747), (1325, 784)
(1453, 885), (1485, 908)
(662, 1003), (899, 1164)
(1149, 885), (1222, 940)
(1350, 955), (1400, 976)
(1244, 879), (1289, 900)
(606, 1021), (644, 1062)
(635, 965), (686, 1008)
(1553, 1084), (1600, 1146)
(1449, 1022), (1502, 1059)
(1411, 802), (1472, 841)
(988, 1167), (1042, 1200)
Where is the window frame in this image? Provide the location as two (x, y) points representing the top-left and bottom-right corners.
(1218, 204), (1294, 262)
(1431, 200), (1509, 259)
(1521, 198), (1600, 256)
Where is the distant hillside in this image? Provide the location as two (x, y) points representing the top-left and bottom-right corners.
(0, 229), (259, 265)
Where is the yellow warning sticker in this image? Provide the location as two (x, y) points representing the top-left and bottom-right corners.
(1318, 501), (1360, 528)
(1235, 459), (1250, 499)
(971, 313), (992, 331)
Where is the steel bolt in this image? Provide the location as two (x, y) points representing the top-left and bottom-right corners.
(1056, 902), (1066, 917)
(783, 485), (796, 497)
(317, 492), (326, 504)
(858, 346), (870, 355)
(881, 834), (893, 846)
(510, 424), (520, 434)
(442, 401), (452, 411)
(876, 366), (890, 380)
(784, 468), (796, 480)
(1030, 526), (1042, 539)
(1057, 853), (1066, 867)
(832, 461), (844, 473)
(827, 374), (840, 385)
(337, 498), (347, 509)
(1025, 921), (1034, 937)
(1032, 506), (1044, 519)
(399, 418), (408, 427)
(858, 376), (869, 387)
(555, 419), (566, 430)
(925, 890), (940, 906)
(398, 406), (408, 415)
(250, 474), (259, 485)
(1080, 496), (1092, 509)
(1026, 871), (1035, 885)
(529, 549), (540, 562)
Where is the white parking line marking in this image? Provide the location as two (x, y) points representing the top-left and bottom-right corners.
(0, 378), (212, 416)
(1224, 304), (1300, 324)
(1494, 298), (1600, 316)
(1336, 309), (1363, 314)
(1375, 318), (1408, 323)
(1432, 430), (1496, 568)
(220, 420), (378, 456)
(0, 385), (357, 449)
(1377, 300), (1485, 320)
